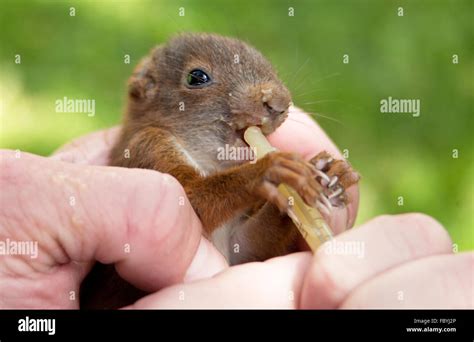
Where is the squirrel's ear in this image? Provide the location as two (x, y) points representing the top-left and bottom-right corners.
(128, 46), (162, 100)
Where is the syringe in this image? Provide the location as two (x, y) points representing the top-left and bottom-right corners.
(244, 126), (333, 252)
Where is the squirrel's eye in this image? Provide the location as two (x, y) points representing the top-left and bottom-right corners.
(187, 69), (211, 87)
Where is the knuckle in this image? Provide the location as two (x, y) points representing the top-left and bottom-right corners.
(373, 213), (452, 254)
(370, 214), (394, 226)
(160, 173), (185, 196)
(296, 176), (307, 189)
(399, 213), (451, 248)
(280, 151), (299, 160)
(129, 171), (185, 239)
(138, 171), (184, 199)
(265, 153), (281, 167)
(304, 253), (347, 308)
(399, 212), (440, 231)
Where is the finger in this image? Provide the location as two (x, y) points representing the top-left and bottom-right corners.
(268, 106), (342, 160)
(51, 108), (358, 236)
(300, 213), (453, 309)
(268, 106), (359, 234)
(0, 151), (227, 293)
(341, 252), (474, 308)
(126, 253), (312, 309)
(50, 126), (120, 166)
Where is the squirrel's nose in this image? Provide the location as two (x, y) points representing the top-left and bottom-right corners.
(261, 87), (289, 116)
(263, 101), (285, 116)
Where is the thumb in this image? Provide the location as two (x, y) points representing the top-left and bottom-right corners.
(0, 150), (227, 292)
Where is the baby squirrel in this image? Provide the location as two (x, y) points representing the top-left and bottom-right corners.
(80, 33), (359, 308)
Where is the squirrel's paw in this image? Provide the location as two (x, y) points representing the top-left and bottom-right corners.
(252, 152), (328, 213)
(309, 151), (360, 214)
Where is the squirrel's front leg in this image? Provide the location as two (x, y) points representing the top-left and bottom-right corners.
(185, 151), (325, 236)
(230, 151), (361, 264)
(111, 126), (324, 236)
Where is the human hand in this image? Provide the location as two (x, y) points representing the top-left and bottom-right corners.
(0, 145), (226, 308)
(129, 214), (472, 309)
(0, 107), (359, 308)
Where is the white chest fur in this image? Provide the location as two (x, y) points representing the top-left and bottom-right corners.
(173, 138), (244, 263)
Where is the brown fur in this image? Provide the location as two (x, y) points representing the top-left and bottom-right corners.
(80, 33), (359, 309)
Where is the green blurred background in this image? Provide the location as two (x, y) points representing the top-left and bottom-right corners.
(1, 0), (472, 250)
